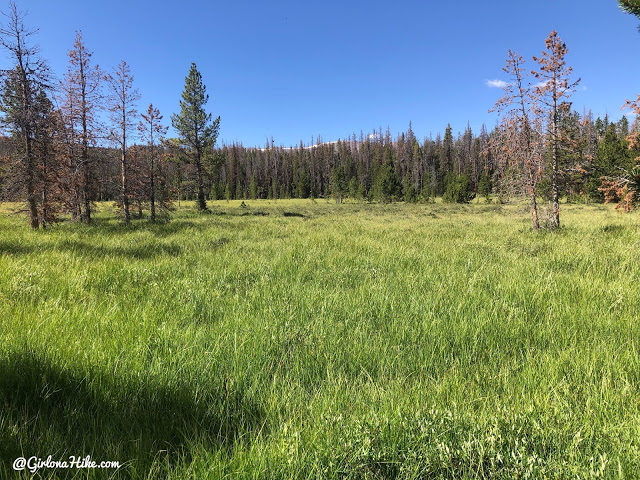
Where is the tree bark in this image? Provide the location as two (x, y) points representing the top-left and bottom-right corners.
(121, 146), (130, 223)
(196, 148), (207, 210)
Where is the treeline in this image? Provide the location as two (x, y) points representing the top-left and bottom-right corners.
(3, 113), (636, 210)
(0, 2), (638, 231)
(210, 114), (638, 206)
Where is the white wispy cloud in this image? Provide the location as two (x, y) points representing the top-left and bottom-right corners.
(486, 79), (509, 88)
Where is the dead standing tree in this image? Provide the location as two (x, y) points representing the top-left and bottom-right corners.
(105, 60), (139, 223)
(59, 30), (102, 223)
(531, 31), (580, 229)
(138, 104), (168, 221)
(33, 89), (66, 227)
(0, 1), (51, 229)
(491, 50), (544, 230)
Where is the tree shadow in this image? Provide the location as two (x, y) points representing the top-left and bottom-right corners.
(0, 349), (267, 477)
(83, 217), (209, 238)
(0, 238), (182, 260)
(0, 240), (34, 256)
(56, 239), (183, 260)
(0, 218), (209, 259)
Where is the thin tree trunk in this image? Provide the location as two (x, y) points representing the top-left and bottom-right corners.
(196, 149), (206, 210)
(82, 161), (91, 223)
(552, 147), (560, 228)
(26, 166), (39, 230)
(80, 55), (92, 224)
(121, 146), (130, 223)
(551, 93), (560, 229)
(150, 158), (156, 221)
(41, 153), (48, 228)
(530, 183), (540, 231)
(20, 64), (38, 229)
(25, 132), (38, 229)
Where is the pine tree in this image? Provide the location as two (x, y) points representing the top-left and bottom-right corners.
(403, 174), (417, 202)
(491, 50), (543, 229)
(331, 165), (345, 204)
(138, 104), (168, 221)
(249, 176), (257, 200)
(373, 151), (401, 203)
(59, 31), (102, 223)
(588, 122), (632, 200)
(618, 0), (640, 22)
(33, 89), (64, 226)
(171, 63), (220, 211)
(0, 1), (51, 229)
(105, 60), (140, 223)
(532, 31), (580, 228)
(441, 124), (454, 182)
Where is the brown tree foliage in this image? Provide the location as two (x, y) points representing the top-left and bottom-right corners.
(59, 30), (102, 223)
(491, 50), (543, 230)
(532, 30), (580, 228)
(138, 104), (168, 221)
(105, 60), (140, 223)
(0, 1), (51, 228)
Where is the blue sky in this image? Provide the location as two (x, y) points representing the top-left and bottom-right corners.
(5, 0), (640, 147)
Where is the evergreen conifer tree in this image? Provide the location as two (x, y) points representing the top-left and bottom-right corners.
(171, 63), (220, 211)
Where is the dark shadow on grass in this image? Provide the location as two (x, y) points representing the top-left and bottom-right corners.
(84, 217), (209, 238)
(600, 224), (625, 235)
(57, 239), (182, 260)
(0, 240), (34, 256)
(0, 238), (182, 260)
(239, 211), (269, 216)
(0, 350), (267, 477)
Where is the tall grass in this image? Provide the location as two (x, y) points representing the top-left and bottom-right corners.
(0, 200), (638, 478)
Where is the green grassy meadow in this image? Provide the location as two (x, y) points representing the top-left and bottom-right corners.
(0, 200), (639, 479)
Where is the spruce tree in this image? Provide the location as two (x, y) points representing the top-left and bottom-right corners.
(171, 63), (220, 211)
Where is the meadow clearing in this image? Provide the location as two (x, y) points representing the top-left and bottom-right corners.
(0, 200), (639, 479)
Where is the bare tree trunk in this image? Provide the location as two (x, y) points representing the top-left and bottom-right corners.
(150, 160), (156, 221)
(80, 55), (92, 224)
(121, 146), (130, 223)
(530, 181), (540, 231)
(551, 90), (560, 228)
(23, 107), (39, 230)
(26, 164), (39, 229)
(81, 161), (91, 223)
(41, 153), (48, 228)
(196, 147), (207, 210)
(551, 96), (560, 229)
(72, 177), (81, 220)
